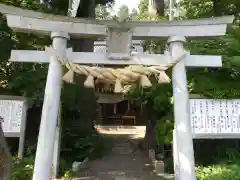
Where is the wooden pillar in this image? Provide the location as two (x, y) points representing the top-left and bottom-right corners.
(32, 32), (69, 180)
(127, 100), (130, 113)
(168, 36), (196, 180)
(102, 104), (106, 124)
(99, 104), (103, 124)
(114, 103), (117, 114)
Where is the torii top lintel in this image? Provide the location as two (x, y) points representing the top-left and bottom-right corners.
(0, 4), (234, 39)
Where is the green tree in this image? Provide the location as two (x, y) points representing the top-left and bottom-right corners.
(0, 0), (116, 168)
(0, 0), (115, 132)
(129, 0), (240, 153)
(68, 0), (114, 133)
(96, 4), (111, 20)
(117, 4), (129, 16)
(148, 0), (165, 16)
(116, 4), (130, 21)
(130, 8), (138, 20)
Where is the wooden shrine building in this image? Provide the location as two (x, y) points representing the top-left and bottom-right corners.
(93, 40), (143, 126)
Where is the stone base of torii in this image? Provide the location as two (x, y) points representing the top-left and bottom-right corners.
(0, 4), (234, 180)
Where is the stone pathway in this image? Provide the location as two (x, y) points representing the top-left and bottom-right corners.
(75, 129), (171, 180)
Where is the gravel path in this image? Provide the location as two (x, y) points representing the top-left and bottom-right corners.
(75, 132), (168, 180)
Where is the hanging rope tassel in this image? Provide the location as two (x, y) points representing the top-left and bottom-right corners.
(46, 46), (189, 92)
(114, 79), (123, 93)
(62, 70), (74, 83)
(158, 71), (170, 83)
(84, 75), (95, 88)
(140, 75), (152, 87)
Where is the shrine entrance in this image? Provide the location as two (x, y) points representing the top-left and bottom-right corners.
(0, 4), (234, 180)
(93, 41), (146, 140)
(96, 97), (137, 126)
(94, 87), (147, 141)
(93, 40), (144, 127)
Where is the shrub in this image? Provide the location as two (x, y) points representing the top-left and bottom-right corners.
(11, 156), (34, 180)
(11, 156), (74, 180)
(62, 170), (74, 180)
(196, 163), (240, 180)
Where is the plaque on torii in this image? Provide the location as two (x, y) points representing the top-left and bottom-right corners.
(0, 3), (234, 180)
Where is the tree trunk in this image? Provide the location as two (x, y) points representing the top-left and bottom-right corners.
(148, 0), (165, 16)
(72, 0), (96, 52)
(142, 116), (157, 149)
(212, 0), (222, 16)
(139, 106), (158, 150)
(70, 0), (97, 133)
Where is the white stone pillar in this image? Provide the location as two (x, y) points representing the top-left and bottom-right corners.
(32, 32), (69, 180)
(173, 129), (180, 179)
(52, 117), (61, 179)
(168, 36), (196, 180)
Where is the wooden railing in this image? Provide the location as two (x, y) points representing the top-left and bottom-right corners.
(0, 118), (12, 180)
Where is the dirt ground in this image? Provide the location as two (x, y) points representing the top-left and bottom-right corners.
(74, 126), (172, 180)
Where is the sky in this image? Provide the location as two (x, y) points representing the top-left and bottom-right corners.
(112, 0), (140, 12)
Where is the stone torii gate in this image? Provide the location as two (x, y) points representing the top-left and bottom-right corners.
(0, 4), (233, 180)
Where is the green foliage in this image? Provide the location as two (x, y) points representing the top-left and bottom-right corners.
(126, 1), (240, 173)
(179, 0), (240, 18)
(1, 0), (240, 178)
(12, 156), (34, 180)
(95, 4), (111, 20)
(126, 84), (174, 147)
(164, 147), (240, 178)
(155, 112), (173, 145)
(196, 163), (240, 180)
(178, 0), (214, 18)
(0, 0), (52, 107)
(61, 131), (104, 162)
(11, 133), (114, 179)
(134, 0), (240, 107)
(0, 1), (115, 179)
(11, 155), (73, 180)
(62, 170), (74, 180)
(126, 84), (172, 112)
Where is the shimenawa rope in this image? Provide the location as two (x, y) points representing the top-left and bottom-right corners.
(45, 46), (188, 93)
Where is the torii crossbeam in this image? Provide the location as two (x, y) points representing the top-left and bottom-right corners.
(0, 4), (234, 180)
(10, 49), (222, 67)
(0, 4), (233, 38)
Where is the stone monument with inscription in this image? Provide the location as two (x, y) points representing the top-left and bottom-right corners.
(0, 95), (28, 159)
(190, 98), (240, 139)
